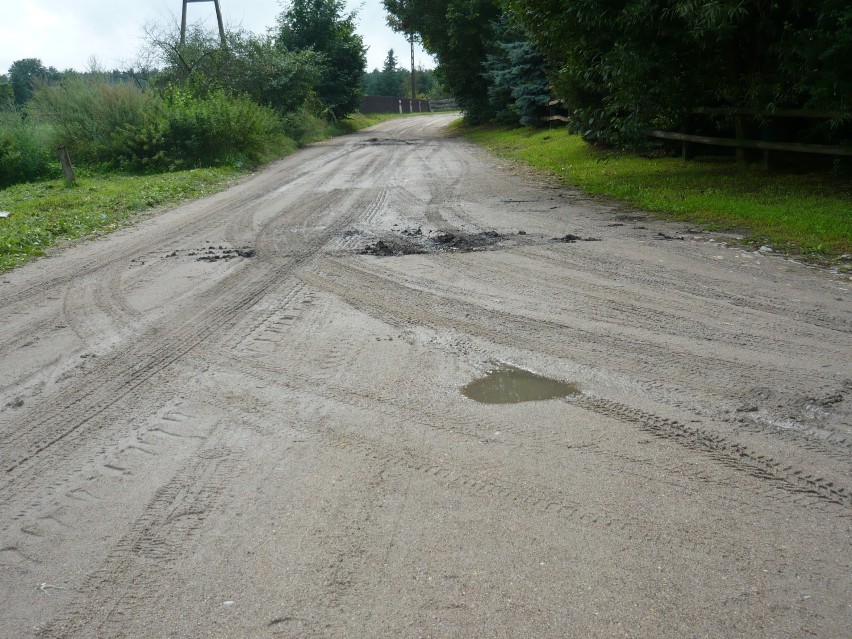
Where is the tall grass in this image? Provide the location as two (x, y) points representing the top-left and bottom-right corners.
(28, 77), (295, 172)
(29, 75), (157, 166)
(0, 110), (58, 187)
(154, 88), (293, 169)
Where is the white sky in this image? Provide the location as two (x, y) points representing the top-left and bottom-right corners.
(0, 0), (434, 75)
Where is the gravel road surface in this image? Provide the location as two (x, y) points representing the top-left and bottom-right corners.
(1, 115), (850, 638)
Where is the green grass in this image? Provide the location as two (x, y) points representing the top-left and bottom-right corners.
(0, 168), (240, 272)
(461, 125), (852, 260)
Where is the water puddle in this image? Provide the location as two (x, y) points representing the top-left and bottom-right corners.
(462, 365), (580, 404)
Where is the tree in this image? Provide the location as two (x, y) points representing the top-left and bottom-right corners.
(0, 75), (13, 108)
(508, 0), (852, 146)
(276, 0), (367, 118)
(9, 58), (60, 106)
(146, 23), (323, 115)
(375, 49), (405, 96)
(484, 17), (551, 126)
(383, 0), (501, 123)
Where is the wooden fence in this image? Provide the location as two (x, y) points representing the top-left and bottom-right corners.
(648, 107), (851, 169)
(361, 96), (431, 114)
(430, 98), (458, 111)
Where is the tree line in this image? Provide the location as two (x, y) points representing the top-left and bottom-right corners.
(383, 0), (851, 146)
(361, 49), (449, 100)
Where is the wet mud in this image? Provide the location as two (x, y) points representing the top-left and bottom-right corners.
(362, 228), (506, 256)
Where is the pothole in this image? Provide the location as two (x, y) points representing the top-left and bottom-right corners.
(462, 365), (580, 404)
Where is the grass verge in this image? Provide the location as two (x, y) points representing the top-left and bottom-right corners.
(0, 112), (414, 273)
(461, 124), (852, 261)
(0, 168), (240, 272)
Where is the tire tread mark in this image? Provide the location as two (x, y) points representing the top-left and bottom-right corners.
(571, 395), (851, 510)
(35, 439), (240, 639)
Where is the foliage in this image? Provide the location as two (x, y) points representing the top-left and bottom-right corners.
(147, 25), (323, 115)
(464, 124), (852, 258)
(411, 67), (449, 99)
(768, 1), (852, 112)
(483, 17), (551, 126)
(383, 0), (502, 123)
(29, 75), (293, 171)
(124, 88), (293, 171)
(362, 64), (447, 100)
(0, 75), (13, 109)
(378, 49), (406, 96)
(0, 109), (58, 188)
(280, 104), (335, 146)
(276, 0), (367, 118)
(507, 0), (852, 146)
(29, 74), (159, 165)
(8, 58), (61, 106)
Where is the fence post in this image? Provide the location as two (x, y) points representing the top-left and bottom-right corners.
(57, 145), (76, 187)
(761, 119), (775, 171)
(681, 114), (695, 161)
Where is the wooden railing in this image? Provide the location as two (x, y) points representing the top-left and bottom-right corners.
(647, 107), (851, 168)
(430, 98), (458, 111)
(540, 99), (570, 124)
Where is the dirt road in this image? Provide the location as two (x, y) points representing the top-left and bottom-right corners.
(1, 115), (850, 638)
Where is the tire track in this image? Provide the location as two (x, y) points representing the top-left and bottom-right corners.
(228, 388), (741, 559)
(437, 250), (842, 363)
(35, 433), (242, 638)
(0, 139), (377, 371)
(0, 187), (359, 501)
(301, 259), (847, 426)
(514, 246), (851, 335)
(294, 262), (851, 511)
(203, 350), (848, 522)
(570, 395), (850, 509)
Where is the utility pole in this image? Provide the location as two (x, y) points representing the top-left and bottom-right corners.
(181, 0), (227, 49)
(410, 34), (416, 100)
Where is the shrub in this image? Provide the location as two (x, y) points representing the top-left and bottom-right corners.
(30, 75), (294, 171)
(161, 88), (293, 168)
(116, 88), (294, 171)
(0, 110), (57, 188)
(280, 95), (335, 146)
(29, 74), (157, 165)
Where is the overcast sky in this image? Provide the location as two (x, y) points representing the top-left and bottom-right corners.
(0, 1), (434, 76)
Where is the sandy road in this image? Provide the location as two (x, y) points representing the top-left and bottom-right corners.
(0, 114), (850, 638)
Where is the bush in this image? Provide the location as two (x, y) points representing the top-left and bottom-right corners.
(0, 110), (57, 188)
(280, 94), (336, 146)
(153, 88), (293, 169)
(148, 26), (324, 116)
(29, 74), (158, 165)
(30, 76), (295, 171)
